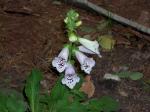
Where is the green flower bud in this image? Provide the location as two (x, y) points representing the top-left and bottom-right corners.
(75, 13), (79, 18)
(76, 21), (82, 27)
(64, 17), (68, 23)
(69, 33), (78, 42)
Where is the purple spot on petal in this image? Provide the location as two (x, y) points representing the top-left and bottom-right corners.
(57, 57), (66, 68)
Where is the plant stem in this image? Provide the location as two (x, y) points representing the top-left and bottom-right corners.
(68, 42), (73, 62)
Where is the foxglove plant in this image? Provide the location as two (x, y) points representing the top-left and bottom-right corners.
(52, 10), (101, 89)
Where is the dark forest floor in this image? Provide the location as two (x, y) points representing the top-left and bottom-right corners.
(0, 0), (149, 112)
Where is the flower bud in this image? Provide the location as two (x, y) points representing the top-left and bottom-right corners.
(76, 21), (82, 27)
(64, 17), (68, 23)
(75, 13), (79, 18)
(69, 33), (78, 42)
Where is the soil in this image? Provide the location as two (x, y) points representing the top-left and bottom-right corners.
(0, 0), (149, 112)
(89, 0), (150, 27)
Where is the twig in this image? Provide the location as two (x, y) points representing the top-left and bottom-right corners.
(128, 28), (150, 41)
(64, 0), (150, 35)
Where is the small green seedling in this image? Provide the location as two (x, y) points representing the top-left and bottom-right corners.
(113, 71), (143, 80)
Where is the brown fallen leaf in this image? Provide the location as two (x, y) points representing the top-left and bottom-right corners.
(80, 75), (95, 98)
(118, 89), (128, 97)
(128, 28), (150, 42)
(115, 36), (131, 45)
(137, 42), (145, 50)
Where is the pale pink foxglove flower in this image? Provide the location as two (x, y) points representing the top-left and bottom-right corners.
(62, 63), (80, 89)
(52, 46), (69, 73)
(75, 50), (95, 74)
(78, 45), (102, 58)
(78, 38), (101, 57)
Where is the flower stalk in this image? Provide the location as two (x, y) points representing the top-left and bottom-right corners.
(52, 9), (101, 89)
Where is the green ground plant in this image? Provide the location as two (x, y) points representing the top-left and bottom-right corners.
(113, 71), (143, 80)
(0, 69), (119, 112)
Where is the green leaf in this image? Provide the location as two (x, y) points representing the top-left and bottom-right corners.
(6, 93), (26, 112)
(87, 96), (119, 112)
(47, 75), (70, 111)
(142, 80), (150, 92)
(129, 72), (143, 80)
(54, 98), (70, 112)
(0, 91), (7, 112)
(114, 71), (143, 80)
(0, 90), (26, 112)
(65, 101), (87, 112)
(99, 96), (119, 112)
(70, 90), (86, 102)
(114, 71), (130, 78)
(25, 69), (43, 112)
(87, 99), (103, 112)
(96, 20), (111, 31)
(98, 35), (115, 50)
(49, 75), (69, 101)
(80, 26), (96, 33)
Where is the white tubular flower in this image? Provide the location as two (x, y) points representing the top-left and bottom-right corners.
(52, 46), (69, 73)
(75, 50), (95, 74)
(78, 38), (101, 57)
(62, 64), (80, 89)
(78, 45), (102, 58)
(104, 73), (121, 81)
